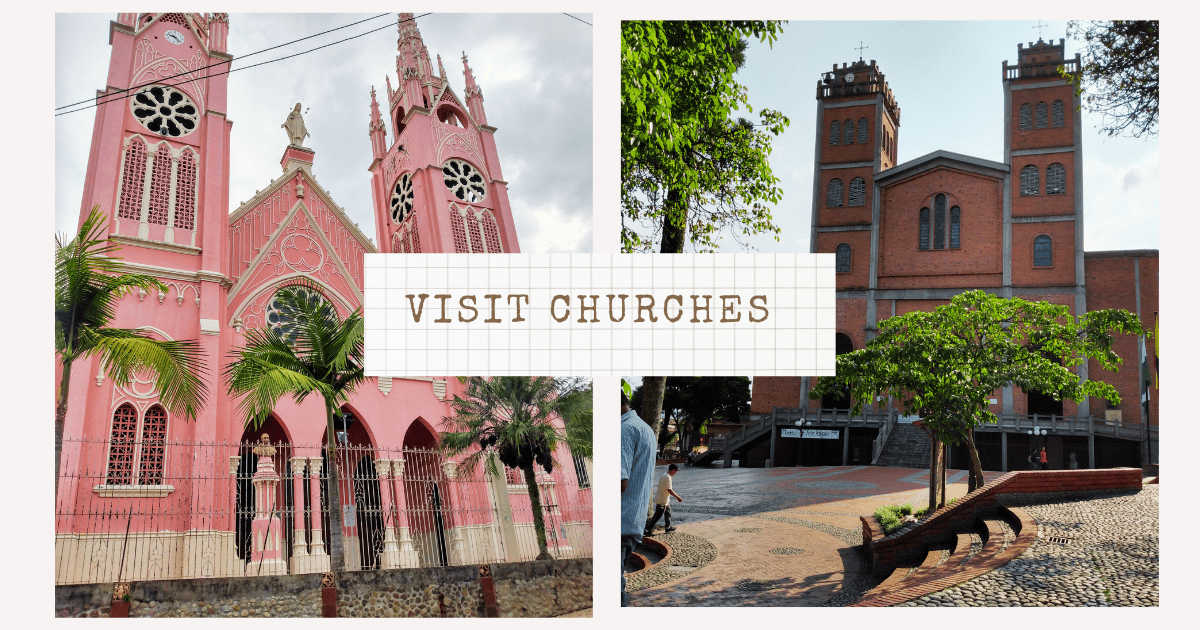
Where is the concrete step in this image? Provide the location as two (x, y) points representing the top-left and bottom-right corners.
(875, 425), (932, 468)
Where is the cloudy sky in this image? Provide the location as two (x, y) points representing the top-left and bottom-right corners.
(623, 20), (1159, 255)
(55, 13), (594, 253)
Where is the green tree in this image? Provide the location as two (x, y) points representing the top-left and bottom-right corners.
(56, 206), (208, 495)
(224, 280), (365, 576)
(809, 290), (1150, 512)
(440, 377), (590, 561)
(621, 20), (789, 253)
(1064, 20), (1158, 138)
(636, 377), (751, 452)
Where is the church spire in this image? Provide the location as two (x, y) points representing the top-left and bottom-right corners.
(462, 52), (487, 125)
(368, 87), (387, 161)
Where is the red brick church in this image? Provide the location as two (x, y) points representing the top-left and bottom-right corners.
(745, 38), (1157, 472)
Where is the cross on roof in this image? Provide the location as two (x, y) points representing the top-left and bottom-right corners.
(856, 41), (869, 61)
(1032, 21), (1048, 39)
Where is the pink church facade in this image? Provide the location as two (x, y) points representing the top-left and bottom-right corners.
(55, 12), (590, 585)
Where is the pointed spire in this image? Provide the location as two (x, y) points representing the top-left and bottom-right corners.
(370, 86), (381, 125)
(385, 74), (393, 101)
(438, 54), (447, 80)
(462, 51), (477, 89)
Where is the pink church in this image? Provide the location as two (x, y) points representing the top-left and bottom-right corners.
(55, 12), (592, 585)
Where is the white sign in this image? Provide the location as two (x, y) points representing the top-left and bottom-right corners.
(342, 505), (356, 528)
(364, 253), (836, 375)
(781, 428), (802, 438)
(803, 429), (840, 440)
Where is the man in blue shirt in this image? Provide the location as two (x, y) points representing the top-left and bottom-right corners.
(620, 388), (656, 607)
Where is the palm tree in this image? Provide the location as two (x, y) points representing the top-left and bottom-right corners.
(224, 280), (365, 576)
(56, 206), (208, 495)
(441, 377), (590, 561)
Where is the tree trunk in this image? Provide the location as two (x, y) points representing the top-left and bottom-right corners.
(658, 411), (674, 447)
(966, 429), (986, 492)
(523, 462), (553, 561)
(660, 188), (686, 254)
(940, 443), (948, 508)
(928, 435), (941, 513)
(640, 377), (667, 436)
(55, 359), (73, 499)
(324, 403), (346, 575)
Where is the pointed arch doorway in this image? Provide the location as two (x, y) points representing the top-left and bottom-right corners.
(235, 416), (293, 574)
(319, 408), (384, 571)
(402, 420), (450, 567)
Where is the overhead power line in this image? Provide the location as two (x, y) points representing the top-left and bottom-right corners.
(562, 13), (592, 27)
(55, 13), (429, 118)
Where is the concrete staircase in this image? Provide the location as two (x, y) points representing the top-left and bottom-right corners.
(874, 424), (931, 468)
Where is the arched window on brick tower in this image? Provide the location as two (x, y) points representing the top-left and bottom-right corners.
(848, 177), (866, 207)
(835, 243), (851, 273)
(1052, 100), (1064, 128)
(1036, 102), (1048, 129)
(830, 120), (840, 145)
(1034, 235), (1053, 267)
(1020, 165), (1040, 196)
(827, 179), (844, 208)
(933, 193), (947, 250)
(857, 118), (868, 144)
(1046, 163), (1066, 195)
(821, 333), (855, 409)
(843, 119), (854, 144)
(919, 207), (930, 250)
(949, 206), (961, 249)
(1020, 103), (1032, 130)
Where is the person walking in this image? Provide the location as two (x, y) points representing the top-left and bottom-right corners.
(644, 464), (683, 536)
(1039, 446), (1048, 470)
(621, 389), (656, 607)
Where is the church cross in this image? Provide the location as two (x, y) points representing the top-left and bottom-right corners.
(856, 41), (869, 61)
(1032, 21), (1048, 39)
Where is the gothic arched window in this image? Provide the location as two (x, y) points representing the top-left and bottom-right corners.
(1020, 103), (1032, 130)
(106, 403), (168, 486)
(1020, 165), (1040, 196)
(174, 150), (197, 230)
(442, 159), (486, 203)
(1034, 235), (1053, 267)
(390, 172), (415, 223)
(857, 118), (868, 144)
(949, 206), (961, 249)
(835, 243), (851, 273)
(1046, 163), (1066, 195)
(449, 205), (470, 253)
(1036, 102), (1048, 129)
(933, 193), (947, 250)
(848, 177), (866, 207)
(919, 207), (930, 250)
(830, 120), (840, 145)
(843, 119), (855, 144)
(117, 137), (148, 221)
(827, 178), (844, 208)
(1052, 100), (1064, 128)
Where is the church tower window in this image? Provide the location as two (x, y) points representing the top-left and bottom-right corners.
(130, 85), (198, 138)
(830, 120), (840, 145)
(1036, 102), (1048, 129)
(949, 206), (961, 249)
(390, 173), (415, 223)
(848, 177), (866, 207)
(835, 243), (851, 273)
(146, 146), (172, 225)
(843, 119), (854, 144)
(1052, 100), (1064, 127)
(1020, 165), (1040, 196)
(857, 118), (868, 144)
(919, 207), (930, 250)
(1046, 163), (1066, 195)
(827, 179), (844, 208)
(933, 193), (947, 249)
(1034, 235), (1053, 267)
(442, 159), (486, 203)
(174, 150), (197, 230)
(1020, 103), (1032, 130)
(117, 138), (148, 220)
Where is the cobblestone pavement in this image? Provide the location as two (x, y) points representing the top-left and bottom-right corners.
(627, 465), (997, 607)
(899, 486), (1159, 607)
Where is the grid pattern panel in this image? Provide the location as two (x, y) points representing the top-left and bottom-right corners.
(106, 405), (138, 485)
(1052, 100), (1064, 127)
(173, 151), (196, 230)
(1021, 165), (1040, 196)
(1046, 163), (1066, 195)
(146, 149), (172, 225)
(848, 177), (866, 207)
(118, 138), (147, 221)
(827, 179), (844, 208)
(1020, 104), (1032, 130)
(1034, 235), (1053, 267)
(139, 406), (167, 485)
(830, 120), (840, 145)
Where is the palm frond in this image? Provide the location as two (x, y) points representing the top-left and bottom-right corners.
(85, 327), (210, 421)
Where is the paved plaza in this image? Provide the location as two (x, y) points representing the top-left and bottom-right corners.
(625, 465), (1157, 607)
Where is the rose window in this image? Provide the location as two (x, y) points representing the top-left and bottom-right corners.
(130, 85), (198, 138)
(442, 159), (486, 203)
(390, 173), (415, 223)
(265, 287), (324, 343)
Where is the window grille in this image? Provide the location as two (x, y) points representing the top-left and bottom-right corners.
(573, 455), (590, 488)
(857, 118), (868, 144)
(1021, 165), (1040, 196)
(848, 177), (866, 207)
(1052, 100), (1064, 128)
(1020, 103), (1032, 130)
(933, 194), (946, 249)
(830, 120), (840, 145)
(139, 406), (167, 485)
(449, 206), (470, 253)
(827, 179), (844, 208)
(1046, 163), (1066, 195)
(106, 404), (138, 485)
(950, 206), (961, 249)
(919, 207), (930, 250)
(835, 332), (854, 355)
(466, 208), (485, 253)
(147, 149), (172, 225)
(1034, 235), (1053, 267)
(118, 138), (147, 221)
(106, 403), (167, 485)
(835, 243), (851, 273)
(843, 119), (854, 144)
(1036, 102), (1048, 129)
(174, 151), (196, 230)
(481, 211), (503, 253)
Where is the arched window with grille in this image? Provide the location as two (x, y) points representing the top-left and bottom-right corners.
(1036, 102), (1048, 129)
(1020, 103), (1032, 130)
(827, 179), (844, 208)
(830, 120), (840, 145)
(1034, 235), (1053, 267)
(919, 207), (930, 250)
(843, 119), (854, 144)
(949, 206), (961, 249)
(1046, 163), (1066, 195)
(933, 193), (947, 249)
(1052, 100), (1064, 127)
(106, 403), (168, 485)
(1020, 165), (1040, 196)
(848, 177), (866, 207)
(857, 118), (868, 144)
(835, 243), (851, 273)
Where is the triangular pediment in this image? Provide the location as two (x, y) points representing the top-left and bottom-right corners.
(877, 150), (1009, 186)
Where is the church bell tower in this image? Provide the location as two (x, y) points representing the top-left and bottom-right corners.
(368, 14), (520, 255)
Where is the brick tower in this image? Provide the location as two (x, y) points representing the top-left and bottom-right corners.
(367, 13), (520, 255)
